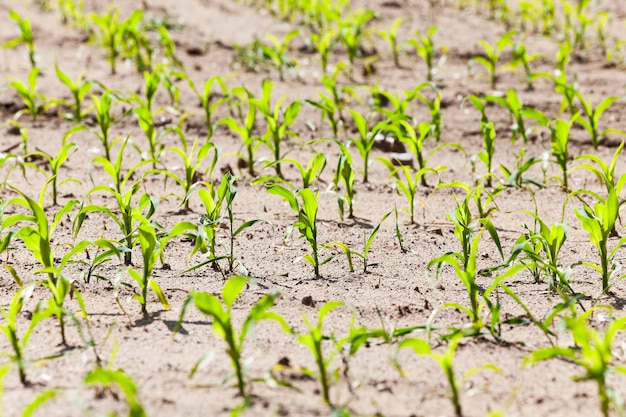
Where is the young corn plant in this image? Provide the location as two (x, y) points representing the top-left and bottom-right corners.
(467, 95), (497, 187)
(308, 29), (337, 75)
(511, 39), (542, 90)
(263, 30), (299, 80)
(253, 153), (327, 190)
(472, 31), (513, 90)
(485, 89), (532, 143)
(398, 334), (501, 417)
(347, 109), (387, 183)
(377, 18), (403, 68)
(3, 10), (37, 68)
(524, 309), (626, 417)
(328, 211), (390, 273)
(186, 75), (228, 140)
(27, 141), (79, 206)
(251, 80), (301, 177)
(5, 185), (86, 345)
(74, 138), (155, 266)
(575, 92), (620, 150)
(159, 134), (218, 211)
(88, 6), (124, 74)
(575, 191), (626, 294)
(266, 185), (326, 278)
(8, 68), (51, 122)
(332, 142), (356, 221)
(0, 284), (53, 386)
(406, 26), (444, 82)
(91, 89), (129, 162)
(220, 90), (260, 176)
(55, 64), (92, 122)
(297, 301), (345, 409)
(337, 8), (376, 79)
(84, 368), (147, 417)
(379, 164), (444, 224)
(176, 276), (287, 400)
(126, 218), (191, 317)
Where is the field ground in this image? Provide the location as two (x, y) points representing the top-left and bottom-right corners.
(2, 0), (626, 416)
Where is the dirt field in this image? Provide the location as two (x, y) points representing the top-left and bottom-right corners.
(2, 0), (626, 416)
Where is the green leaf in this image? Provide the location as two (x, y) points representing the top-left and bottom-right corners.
(222, 276), (248, 309)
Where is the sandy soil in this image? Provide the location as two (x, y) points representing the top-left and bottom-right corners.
(1, 0), (626, 416)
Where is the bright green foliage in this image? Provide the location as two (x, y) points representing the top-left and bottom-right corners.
(254, 153), (327, 190)
(384, 165), (443, 224)
(85, 368), (147, 417)
(186, 75), (228, 139)
(0, 285), (52, 385)
(91, 89), (128, 162)
(328, 211), (390, 273)
(127, 218), (191, 316)
(347, 109), (386, 183)
(251, 80), (301, 177)
(332, 142), (356, 221)
(8, 68), (50, 122)
(160, 134), (218, 211)
(264, 30), (299, 80)
(524, 310), (626, 417)
(575, 92), (620, 149)
(55, 64), (92, 122)
(220, 87), (259, 176)
(576, 191), (626, 293)
(88, 6), (124, 74)
(266, 185), (325, 277)
(337, 8), (376, 79)
(399, 334), (501, 417)
(74, 138), (155, 266)
(407, 26), (442, 82)
(472, 31), (513, 89)
(297, 301), (344, 408)
(5, 185), (85, 345)
(511, 39), (542, 90)
(3, 10), (37, 68)
(28, 141), (79, 206)
(309, 28), (337, 74)
(177, 276), (287, 398)
(377, 18), (403, 68)
(485, 89), (531, 143)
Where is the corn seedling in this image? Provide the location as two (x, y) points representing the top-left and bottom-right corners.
(511, 39), (542, 90)
(574, 92), (620, 149)
(126, 218), (191, 316)
(91, 89), (129, 162)
(88, 6), (124, 74)
(55, 64), (92, 122)
(406, 26), (443, 82)
(297, 301), (344, 409)
(329, 211), (390, 273)
(524, 309), (626, 417)
(8, 68), (51, 122)
(332, 141), (356, 221)
(176, 276), (287, 399)
(187, 75), (228, 139)
(75, 138), (155, 266)
(398, 334), (501, 417)
(575, 191), (626, 294)
(499, 148), (546, 189)
(133, 106), (167, 169)
(266, 185), (326, 278)
(253, 153), (327, 190)
(27, 141), (79, 206)
(159, 134), (218, 211)
(414, 85), (444, 142)
(251, 80), (301, 177)
(84, 368), (147, 417)
(472, 31), (513, 90)
(0, 284), (53, 385)
(382, 164), (444, 224)
(264, 30), (299, 80)
(467, 95), (497, 187)
(308, 29), (337, 75)
(377, 18), (403, 68)
(347, 109), (387, 183)
(338, 8), (376, 79)
(5, 184), (86, 345)
(3, 10), (37, 68)
(485, 89), (532, 143)
(220, 89), (260, 176)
